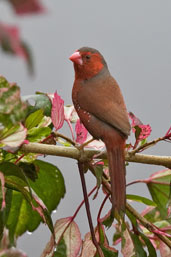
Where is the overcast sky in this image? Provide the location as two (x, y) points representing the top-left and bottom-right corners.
(0, 1), (171, 256)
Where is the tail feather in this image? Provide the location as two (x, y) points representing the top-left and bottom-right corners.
(106, 143), (126, 215)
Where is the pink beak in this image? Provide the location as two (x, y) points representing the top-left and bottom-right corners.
(69, 51), (83, 65)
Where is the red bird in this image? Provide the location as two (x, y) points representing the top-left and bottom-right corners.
(69, 47), (131, 215)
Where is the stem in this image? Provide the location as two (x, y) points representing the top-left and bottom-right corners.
(130, 136), (164, 155)
(53, 132), (76, 147)
(77, 162), (104, 257)
(14, 153), (25, 164)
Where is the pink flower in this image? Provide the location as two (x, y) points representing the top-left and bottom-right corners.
(51, 91), (64, 131)
(75, 119), (88, 144)
(9, 0), (45, 15)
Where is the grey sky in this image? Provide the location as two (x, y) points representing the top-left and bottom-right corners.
(0, 1), (171, 256)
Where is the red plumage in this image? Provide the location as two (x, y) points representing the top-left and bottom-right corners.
(70, 47), (131, 215)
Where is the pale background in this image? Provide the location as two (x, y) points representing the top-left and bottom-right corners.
(0, 1), (171, 256)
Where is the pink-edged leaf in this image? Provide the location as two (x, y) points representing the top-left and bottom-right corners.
(85, 135), (105, 150)
(30, 192), (47, 223)
(129, 112), (152, 141)
(159, 240), (171, 257)
(75, 119), (88, 144)
(0, 248), (27, 257)
(0, 22), (27, 59)
(8, 0), (45, 15)
(0, 172), (6, 209)
(129, 112), (142, 127)
(51, 91), (64, 130)
(80, 232), (96, 257)
(1, 123), (27, 147)
(121, 227), (135, 257)
(64, 105), (78, 122)
(138, 124), (152, 140)
(54, 217), (82, 257)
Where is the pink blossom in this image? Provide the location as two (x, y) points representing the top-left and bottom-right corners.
(75, 119), (88, 144)
(51, 91), (64, 131)
(0, 22), (27, 59)
(9, 0), (45, 15)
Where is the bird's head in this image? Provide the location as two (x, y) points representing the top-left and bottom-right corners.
(69, 47), (108, 80)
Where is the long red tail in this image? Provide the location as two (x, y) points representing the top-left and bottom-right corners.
(105, 137), (126, 215)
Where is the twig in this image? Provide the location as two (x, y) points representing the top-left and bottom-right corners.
(53, 132), (76, 147)
(130, 136), (165, 155)
(77, 162), (104, 257)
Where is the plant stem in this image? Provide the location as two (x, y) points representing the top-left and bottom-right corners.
(77, 161), (104, 257)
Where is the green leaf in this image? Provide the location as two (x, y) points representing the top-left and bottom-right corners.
(127, 194), (156, 206)
(18, 162), (38, 181)
(54, 238), (67, 257)
(130, 232), (147, 257)
(6, 160), (65, 243)
(147, 169), (171, 219)
(0, 162), (31, 191)
(94, 165), (103, 188)
(27, 127), (51, 142)
(99, 245), (118, 257)
(22, 94), (52, 117)
(139, 232), (157, 257)
(30, 160), (65, 211)
(25, 109), (44, 129)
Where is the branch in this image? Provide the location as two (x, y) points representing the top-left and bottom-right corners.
(21, 143), (171, 167)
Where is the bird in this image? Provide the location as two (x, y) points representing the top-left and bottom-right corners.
(69, 47), (131, 216)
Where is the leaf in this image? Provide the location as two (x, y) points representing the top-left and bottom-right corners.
(51, 91), (64, 131)
(0, 247), (28, 257)
(139, 232), (157, 257)
(43, 217), (81, 257)
(27, 127), (51, 142)
(127, 194), (156, 206)
(54, 217), (81, 257)
(8, 0), (45, 16)
(0, 162), (31, 190)
(54, 238), (67, 257)
(81, 232), (96, 257)
(25, 109), (44, 129)
(0, 76), (28, 127)
(22, 94), (52, 117)
(100, 245), (118, 257)
(75, 119), (88, 144)
(130, 233), (147, 257)
(94, 165), (103, 188)
(5, 160), (65, 242)
(18, 162), (38, 181)
(147, 169), (171, 219)
(0, 123), (27, 147)
(121, 223), (135, 257)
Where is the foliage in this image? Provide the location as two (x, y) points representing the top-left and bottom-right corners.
(0, 1), (171, 256)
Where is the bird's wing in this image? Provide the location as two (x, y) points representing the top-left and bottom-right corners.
(77, 76), (131, 137)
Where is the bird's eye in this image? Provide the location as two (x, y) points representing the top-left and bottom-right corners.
(85, 55), (91, 60)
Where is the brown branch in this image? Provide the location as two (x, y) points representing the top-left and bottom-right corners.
(21, 143), (171, 167)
